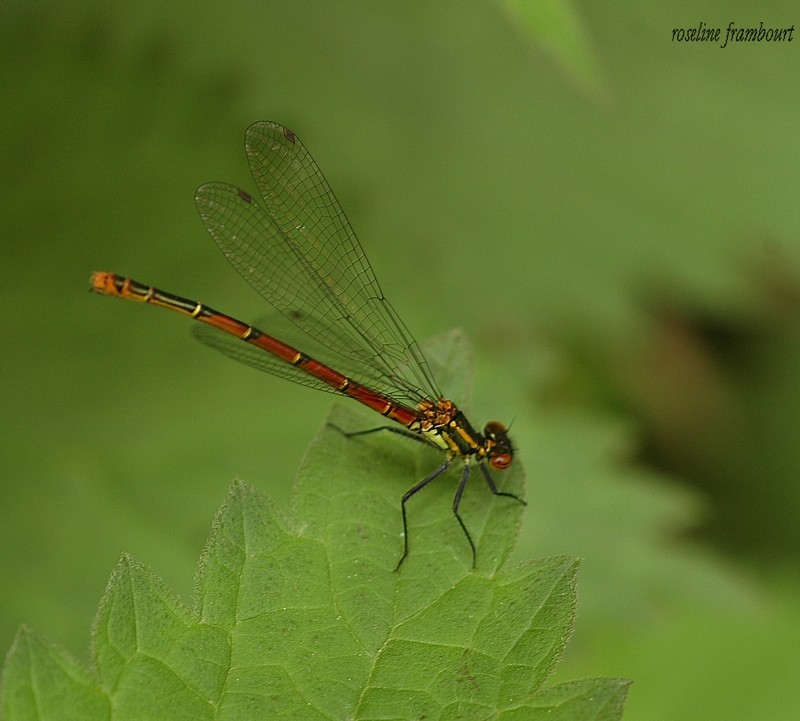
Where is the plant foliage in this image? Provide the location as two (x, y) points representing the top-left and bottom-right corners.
(2, 333), (628, 719)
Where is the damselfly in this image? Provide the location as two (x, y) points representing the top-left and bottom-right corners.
(91, 121), (525, 568)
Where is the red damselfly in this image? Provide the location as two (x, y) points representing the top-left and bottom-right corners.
(91, 121), (525, 568)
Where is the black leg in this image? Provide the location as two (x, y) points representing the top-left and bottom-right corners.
(451, 463), (526, 569)
(328, 421), (433, 448)
(451, 464), (477, 568)
(328, 422), (525, 569)
(395, 459), (452, 571)
(479, 462), (527, 506)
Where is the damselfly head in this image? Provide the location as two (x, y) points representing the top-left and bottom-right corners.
(483, 421), (514, 470)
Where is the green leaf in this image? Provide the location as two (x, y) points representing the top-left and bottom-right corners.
(503, 678), (632, 720)
(2, 332), (628, 719)
(491, 0), (602, 94)
(1, 628), (109, 719)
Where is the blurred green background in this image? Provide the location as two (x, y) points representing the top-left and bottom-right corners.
(2, 0), (799, 718)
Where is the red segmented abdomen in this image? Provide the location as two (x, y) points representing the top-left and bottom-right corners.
(90, 272), (421, 430)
